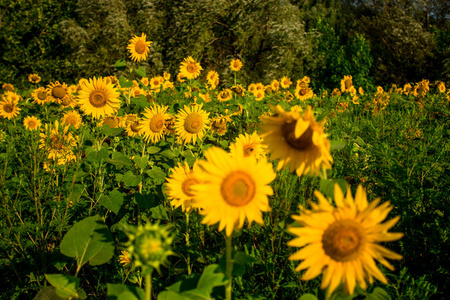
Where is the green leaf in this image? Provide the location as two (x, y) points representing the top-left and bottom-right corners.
(195, 264), (227, 296)
(33, 286), (65, 300)
(99, 190), (124, 214)
(157, 291), (191, 300)
(134, 155), (148, 169)
(59, 215), (114, 271)
(119, 76), (133, 88)
(151, 204), (169, 220)
(114, 59), (127, 71)
(330, 140), (346, 150)
(100, 124), (123, 136)
(44, 274), (81, 299)
(147, 167), (167, 185)
(135, 193), (156, 209)
(109, 152), (132, 167)
(86, 147), (109, 163)
(123, 171), (142, 186)
(107, 283), (145, 300)
(67, 184), (84, 203)
(319, 179), (347, 201)
(135, 66), (147, 78)
(134, 95), (149, 108)
(147, 146), (161, 154)
(298, 294), (318, 300)
(160, 149), (177, 158)
(366, 287), (391, 300)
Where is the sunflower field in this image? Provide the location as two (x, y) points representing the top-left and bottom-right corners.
(1, 8), (450, 298)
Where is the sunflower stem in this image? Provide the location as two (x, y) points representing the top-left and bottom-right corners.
(145, 271), (152, 300)
(225, 234), (233, 300)
(186, 212), (191, 275)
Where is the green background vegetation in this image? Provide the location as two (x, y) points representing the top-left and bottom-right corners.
(1, 0), (449, 90)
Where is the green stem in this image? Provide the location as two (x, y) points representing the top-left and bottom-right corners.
(186, 213), (191, 275)
(145, 271), (152, 300)
(225, 234), (233, 300)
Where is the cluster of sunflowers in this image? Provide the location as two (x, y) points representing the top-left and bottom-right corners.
(3, 31), (446, 298)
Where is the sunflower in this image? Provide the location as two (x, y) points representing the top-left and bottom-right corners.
(150, 76), (164, 90)
(61, 110), (83, 129)
(77, 77), (121, 119)
(217, 89), (233, 102)
(118, 250), (132, 266)
(259, 105), (333, 176)
(280, 76), (292, 89)
(437, 81), (446, 93)
(165, 161), (203, 212)
(0, 98), (20, 119)
(174, 104), (210, 145)
(47, 81), (69, 103)
(295, 81), (314, 101)
(340, 76), (353, 93)
(231, 84), (245, 97)
(230, 59), (243, 72)
(254, 90), (265, 101)
(179, 56), (203, 80)
(40, 120), (77, 163)
(248, 83), (257, 94)
(211, 114), (231, 135)
(288, 184), (403, 295)
(2, 83), (14, 91)
(23, 116), (41, 131)
(100, 116), (122, 129)
(139, 104), (170, 143)
(163, 72), (171, 81)
(192, 147), (275, 236)
(229, 132), (267, 160)
(177, 73), (186, 83)
(127, 33), (152, 62)
(271, 79), (280, 92)
(2, 91), (21, 103)
(206, 70), (219, 89)
(126, 120), (142, 138)
(28, 73), (41, 84)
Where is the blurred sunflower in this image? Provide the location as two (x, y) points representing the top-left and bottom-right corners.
(2, 91), (21, 103)
(295, 81), (313, 101)
(271, 79), (280, 92)
(211, 114), (231, 135)
(165, 161), (203, 213)
(28, 73), (41, 84)
(174, 104), (210, 145)
(126, 120), (142, 138)
(0, 98), (20, 119)
(31, 87), (50, 105)
(127, 33), (152, 62)
(280, 76), (292, 89)
(288, 184), (403, 295)
(101, 116), (121, 129)
(192, 147), (275, 236)
(217, 89), (233, 102)
(47, 81), (69, 103)
(206, 70), (219, 89)
(248, 83), (257, 94)
(77, 77), (121, 119)
(179, 56), (202, 80)
(61, 110), (83, 129)
(2, 83), (14, 91)
(254, 90), (265, 101)
(177, 73), (186, 83)
(231, 84), (245, 97)
(259, 105), (333, 176)
(139, 104), (170, 143)
(118, 250), (132, 266)
(40, 120), (77, 163)
(23, 116), (41, 131)
(340, 76), (353, 93)
(229, 132), (267, 160)
(437, 81), (446, 93)
(150, 76), (164, 90)
(163, 72), (171, 81)
(230, 59), (243, 72)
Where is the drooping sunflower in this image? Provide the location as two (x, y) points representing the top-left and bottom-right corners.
(77, 77), (121, 119)
(61, 110), (83, 129)
(0, 98), (20, 119)
(217, 89), (233, 102)
(127, 33), (152, 62)
(259, 105), (333, 176)
(229, 132), (267, 161)
(47, 81), (69, 103)
(340, 76), (353, 93)
(174, 104), (210, 145)
(165, 161), (203, 213)
(139, 104), (170, 143)
(28, 73), (41, 84)
(231, 84), (245, 97)
(288, 184), (403, 295)
(23, 116), (42, 131)
(179, 56), (203, 80)
(230, 59), (243, 72)
(192, 147), (276, 236)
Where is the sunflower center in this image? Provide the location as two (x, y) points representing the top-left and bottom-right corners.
(184, 112), (203, 134)
(150, 114), (165, 132)
(186, 63), (197, 74)
(282, 121), (314, 150)
(89, 90), (107, 108)
(322, 219), (363, 262)
(345, 79), (353, 89)
(50, 136), (64, 150)
(135, 41), (147, 54)
(3, 104), (14, 113)
(65, 116), (77, 125)
(52, 86), (66, 99)
(28, 120), (37, 128)
(221, 171), (256, 207)
(130, 122), (140, 133)
(31, 75), (39, 81)
(37, 91), (47, 100)
(61, 97), (72, 106)
(243, 144), (255, 157)
(103, 117), (119, 128)
(181, 178), (199, 197)
(299, 88), (308, 96)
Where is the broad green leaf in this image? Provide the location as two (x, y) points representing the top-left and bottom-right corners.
(33, 286), (65, 300)
(157, 290), (191, 300)
(134, 155), (148, 169)
(330, 140), (346, 150)
(44, 274), (82, 299)
(107, 283), (145, 300)
(147, 146), (161, 154)
(134, 95), (149, 108)
(151, 204), (169, 220)
(100, 124), (123, 136)
(99, 190), (124, 214)
(114, 59), (127, 70)
(366, 287), (391, 300)
(160, 149), (177, 158)
(196, 264), (227, 295)
(123, 171), (142, 186)
(319, 179), (347, 201)
(60, 215), (114, 272)
(135, 193), (156, 209)
(147, 167), (167, 185)
(298, 294), (318, 300)
(67, 184), (84, 203)
(119, 76), (133, 88)
(135, 66), (147, 78)
(109, 151), (132, 167)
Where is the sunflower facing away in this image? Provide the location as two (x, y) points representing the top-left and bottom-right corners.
(77, 77), (121, 119)
(138, 104), (170, 143)
(229, 132), (267, 161)
(179, 56), (203, 80)
(192, 147), (276, 236)
(174, 104), (210, 145)
(259, 105), (333, 176)
(288, 184), (403, 295)
(165, 161), (203, 213)
(23, 116), (42, 131)
(127, 33), (152, 62)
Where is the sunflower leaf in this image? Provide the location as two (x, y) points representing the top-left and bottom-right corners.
(119, 76), (134, 88)
(135, 66), (146, 78)
(44, 274), (83, 299)
(114, 59), (127, 70)
(107, 283), (145, 300)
